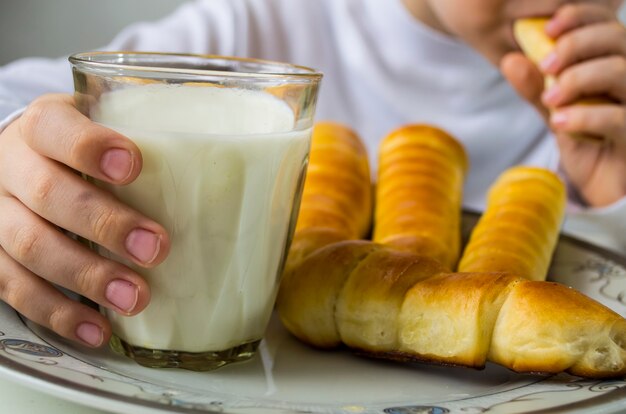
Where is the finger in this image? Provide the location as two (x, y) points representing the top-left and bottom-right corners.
(550, 103), (626, 141)
(0, 140), (170, 268)
(0, 195), (151, 315)
(542, 56), (626, 107)
(0, 247), (112, 347)
(542, 22), (626, 75)
(18, 94), (142, 185)
(545, 3), (617, 38)
(500, 52), (549, 119)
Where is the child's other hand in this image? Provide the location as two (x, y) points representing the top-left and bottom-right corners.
(0, 94), (170, 347)
(501, 3), (626, 207)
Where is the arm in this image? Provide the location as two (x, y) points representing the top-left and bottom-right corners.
(501, 4), (626, 255)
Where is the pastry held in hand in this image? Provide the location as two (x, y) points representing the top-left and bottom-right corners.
(514, 17), (611, 140)
(374, 125), (468, 270)
(458, 166), (566, 280)
(514, 17), (610, 100)
(513, 18), (556, 86)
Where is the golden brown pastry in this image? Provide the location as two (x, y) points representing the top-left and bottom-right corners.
(280, 240), (626, 377)
(279, 121), (375, 346)
(513, 18), (556, 87)
(373, 125), (468, 270)
(294, 121), (372, 240)
(283, 122), (372, 273)
(399, 273), (626, 377)
(278, 122), (626, 379)
(457, 166), (566, 280)
(488, 280), (626, 378)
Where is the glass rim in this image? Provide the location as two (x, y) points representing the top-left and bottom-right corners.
(68, 51), (323, 81)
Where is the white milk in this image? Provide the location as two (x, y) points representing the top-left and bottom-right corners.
(92, 84), (310, 352)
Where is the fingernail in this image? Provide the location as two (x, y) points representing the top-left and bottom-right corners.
(105, 279), (139, 313)
(545, 17), (559, 35)
(551, 111), (569, 127)
(76, 322), (103, 347)
(542, 84), (561, 105)
(126, 228), (161, 264)
(540, 52), (558, 73)
(100, 149), (133, 182)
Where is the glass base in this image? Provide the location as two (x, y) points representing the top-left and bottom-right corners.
(109, 336), (260, 371)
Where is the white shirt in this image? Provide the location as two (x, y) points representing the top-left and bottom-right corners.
(0, 0), (625, 254)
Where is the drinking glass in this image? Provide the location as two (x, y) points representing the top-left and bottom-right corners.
(69, 52), (322, 371)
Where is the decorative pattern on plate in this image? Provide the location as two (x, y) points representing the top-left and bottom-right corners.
(0, 213), (624, 414)
(0, 338), (62, 365)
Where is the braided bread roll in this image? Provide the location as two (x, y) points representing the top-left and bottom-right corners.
(374, 125), (468, 270)
(458, 166), (566, 280)
(278, 123), (626, 378)
(281, 242), (626, 377)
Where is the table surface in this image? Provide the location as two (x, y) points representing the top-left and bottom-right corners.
(0, 218), (623, 414)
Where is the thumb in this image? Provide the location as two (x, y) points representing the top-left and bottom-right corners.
(500, 52), (549, 121)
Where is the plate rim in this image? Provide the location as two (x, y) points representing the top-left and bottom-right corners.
(0, 336), (209, 414)
(0, 211), (624, 414)
(1, 312), (626, 414)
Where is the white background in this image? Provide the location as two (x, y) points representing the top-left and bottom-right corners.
(0, 0), (187, 65)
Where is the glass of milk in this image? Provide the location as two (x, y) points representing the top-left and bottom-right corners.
(69, 52), (322, 370)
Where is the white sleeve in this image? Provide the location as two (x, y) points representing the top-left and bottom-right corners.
(0, 57), (73, 122)
(562, 197), (626, 256)
(101, 0), (244, 57)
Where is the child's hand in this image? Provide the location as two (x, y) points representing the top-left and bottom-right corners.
(0, 94), (170, 347)
(501, 3), (626, 207)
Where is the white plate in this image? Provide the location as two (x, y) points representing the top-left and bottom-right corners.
(0, 213), (626, 414)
